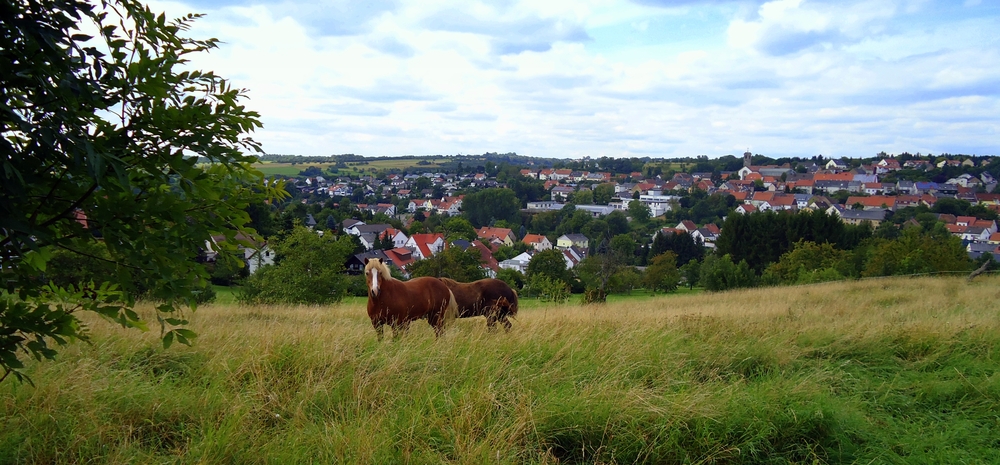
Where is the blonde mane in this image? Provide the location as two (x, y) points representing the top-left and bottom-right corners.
(364, 258), (393, 283)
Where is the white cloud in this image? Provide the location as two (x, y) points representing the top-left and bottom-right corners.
(142, 0), (1000, 158)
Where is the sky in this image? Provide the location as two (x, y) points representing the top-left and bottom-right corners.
(149, 0), (1000, 159)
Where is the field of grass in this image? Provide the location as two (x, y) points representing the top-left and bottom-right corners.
(255, 157), (455, 177)
(3, 276), (999, 463)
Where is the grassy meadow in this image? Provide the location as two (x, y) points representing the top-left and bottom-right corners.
(3, 276), (1000, 464)
(255, 158), (455, 177)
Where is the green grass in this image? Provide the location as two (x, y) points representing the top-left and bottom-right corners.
(3, 276), (999, 464)
(255, 157), (455, 177)
(211, 285), (239, 305)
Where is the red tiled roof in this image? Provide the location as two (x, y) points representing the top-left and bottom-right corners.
(477, 227), (513, 242)
(471, 240), (499, 271)
(522, 233), (547, 244)
(384, 247), (415, 268)
(410, 233), (443, 258)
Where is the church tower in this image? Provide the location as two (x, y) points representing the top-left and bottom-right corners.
(743, 149), (752, 168)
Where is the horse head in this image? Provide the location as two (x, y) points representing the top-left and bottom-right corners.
(363, 258), (391, 297)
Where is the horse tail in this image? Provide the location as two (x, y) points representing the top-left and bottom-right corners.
(509, 288), (519, 319)
(444, 289), (459, 323)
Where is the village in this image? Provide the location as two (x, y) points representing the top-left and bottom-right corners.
(233, 151), (1000, 282)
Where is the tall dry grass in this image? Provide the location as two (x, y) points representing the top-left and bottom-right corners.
(2, 276), (999, 463)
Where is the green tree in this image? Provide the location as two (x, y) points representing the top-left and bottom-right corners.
(237, 227), (354, 305)
(628, 200), (651, 223)
(526, 249), (571, 286)
(523, 274), (570, 303)
(700, 254), (757, 292)
(609, 234), (638, 266)
(606, 210), (630, 236)
(462, 188), (521, 227)
(207, 250), (248, 287)
(496, 268), (525, 290)
(650, 231), (704, 266)
(679, 259), (702, 290)
(494, 242), (530, 262)
(408, 246), (487, 282)
(569, 189), (593, 205)
(592, 183), (616, 205)
(861, 228), (971, 278)
(442, 217), (477, 242)
(644, 252), (681, 293)
(1, 0), (282, 382)
(760, 241), (852, 285)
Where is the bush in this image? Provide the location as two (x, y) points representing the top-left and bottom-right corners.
(496, 268), (525, 291)
(237, 227), (354, 305)
(524, 275), (570, 303)
(347, 274), (370, 297)
(700, 254), (757, 292)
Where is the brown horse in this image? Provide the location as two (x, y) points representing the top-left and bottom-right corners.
(364, 258), (458, 340)
(440, 278), (518, 331)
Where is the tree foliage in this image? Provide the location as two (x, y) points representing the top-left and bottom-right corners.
(1, 0), (282, 382)
(699, 254), (757, 292)
(761, 241), (853, 285)
(644, 252), (681, 293)
(408, 246), (487, 282)
(442, 217), (477, 242)
(462, 188), (521, 227)
(526, 249), (571, 286)
(650, 231), (704, 266)
(237, 227), (354, 305)
(861, 228), (971, 278)
(627, 200), (651, 223)
(715, 210), (869, 274)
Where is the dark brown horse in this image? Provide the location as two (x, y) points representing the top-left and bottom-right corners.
(440, 278), (518, 331)
(365, 258), (458, 340)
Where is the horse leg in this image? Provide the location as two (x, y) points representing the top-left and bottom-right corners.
(486, 313), (499, 332)
(373, 322), (385, 341)
(390, 322), (402, 340)
(429, 313), (446, 337)
(501, 316), (512, 332)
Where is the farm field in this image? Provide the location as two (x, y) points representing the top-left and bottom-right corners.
(255, 157), (458, 177)
(3, 276), (999, 464)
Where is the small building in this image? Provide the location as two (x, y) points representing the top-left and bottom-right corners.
(556, 233), (589, 251)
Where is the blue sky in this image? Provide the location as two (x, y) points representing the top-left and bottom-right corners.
(152, 0), (1000, 159)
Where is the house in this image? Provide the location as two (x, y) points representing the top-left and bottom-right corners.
(348, 223), (392, 237)
(345, 250), (391, 275)
(825, 159), (849, 171)
(573, 204), (615, 217)
(358, 233), (378, 250)
(840, 209), (887, 226)
(451, 239), (499, 276)
(522, 233), (553, 251)
(692, 225), (720, 249)
(405, 233), (445, 260)
(206, 233), (272, 275)
(383, 247), (416, 274)
(526, 201), (565, 212)
(342, 218), (364, 231)
(551, 185), (575, 201)
(477, 227), (515, 247)
(380, 228), (409, 249)
(561, 247), (585, 269)
(846, 196), (897, 211)
(676, 220), (698, 232)
(556, 233), (589, 251)
(766, 194), (797, 211)
(499, 251), (534, 274)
